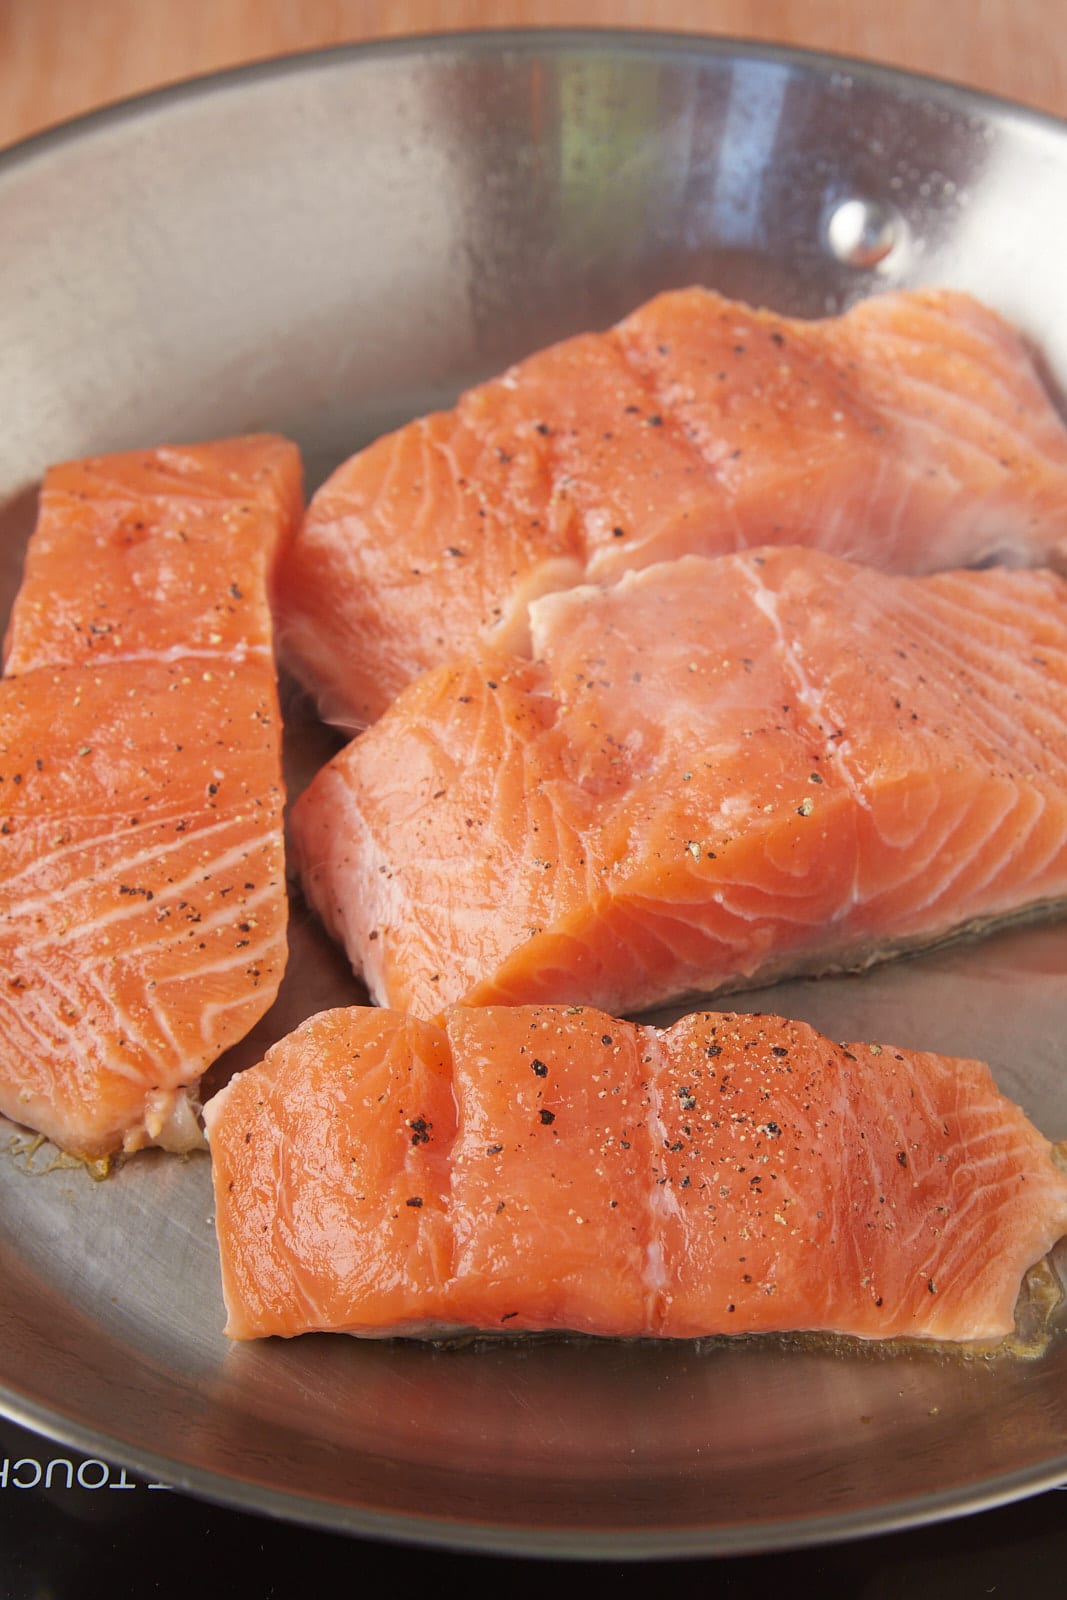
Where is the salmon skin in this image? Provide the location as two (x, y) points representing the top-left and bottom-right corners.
(277, 287), (1067, 727)
(291, 547), (1067, 1020)
(204, 1003), (1067, 1345)
(0, 436), (301, 1160)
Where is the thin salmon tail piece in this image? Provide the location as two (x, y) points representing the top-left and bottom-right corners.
(0, 435), (302, 1160)
(3, 433), (302, 675)
(276, 287), (1067, 727)
(205, 1004), (1067, 1347)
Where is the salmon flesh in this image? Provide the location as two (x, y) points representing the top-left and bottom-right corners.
(277, 287), (1067, 726)
(0, 436), (301, 1159)
(291, 548), (1067, 1019)
(204, 1003), (1067, 1344)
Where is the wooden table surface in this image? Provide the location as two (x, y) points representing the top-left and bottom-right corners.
(1, 0), (1064, 151)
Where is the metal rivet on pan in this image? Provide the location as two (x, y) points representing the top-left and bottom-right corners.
(824, 197), (905, 269)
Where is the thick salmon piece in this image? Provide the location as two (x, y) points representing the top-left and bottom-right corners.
(290, 548), (1067, 1019)
(277, 288), (1067, 726)
(0, 436), (300, 1159)
(204, 1004), (1067, 1344)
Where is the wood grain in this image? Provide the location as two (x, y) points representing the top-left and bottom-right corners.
(1, 0), (1064, 151)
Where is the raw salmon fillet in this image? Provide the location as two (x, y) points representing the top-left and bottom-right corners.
(0, 435), (301, 1159)
(204, 1003), (1067, 1344)
(3, 435), (302, 672)
(291, 547), (1067, 1019)
(277, 287), (1067, 726)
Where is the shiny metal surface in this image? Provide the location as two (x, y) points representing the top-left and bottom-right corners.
(0, 31), (1066, 1558)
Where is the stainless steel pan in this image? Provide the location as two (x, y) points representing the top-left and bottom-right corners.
(1, 31), (1065, 1557)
